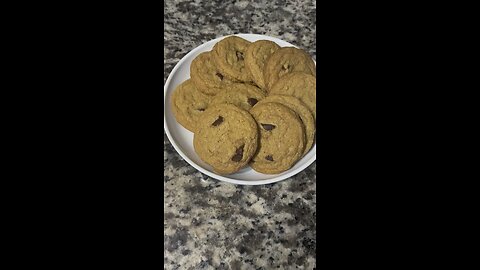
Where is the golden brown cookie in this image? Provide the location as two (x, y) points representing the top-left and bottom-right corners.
(190, 51), (235, 96)
(255, 95), (315, 157)
(249, 102), (306, 174)
(244, 40), (280, 90)
(263, 47), (316, 91)
(193, 104), (258, 175)
(212, 36), (252, 82)
(269, 72), (316, 119)
(210, 83), (266, 111)
(171, 79), (211, 132)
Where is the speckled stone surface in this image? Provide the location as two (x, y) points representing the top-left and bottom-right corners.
(164, 1), (316, 269)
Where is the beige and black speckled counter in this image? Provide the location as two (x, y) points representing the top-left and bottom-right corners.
(164, 1), (316, 269)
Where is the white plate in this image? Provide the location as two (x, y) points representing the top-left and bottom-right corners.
(164, 34), (316, 185)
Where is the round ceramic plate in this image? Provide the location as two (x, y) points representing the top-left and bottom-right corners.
(164, 34), (316, 185)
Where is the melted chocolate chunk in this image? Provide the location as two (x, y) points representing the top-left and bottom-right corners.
(197, 108), (205, 112)
(236, 51), (244, 61)
(265, 155), (274, 161)
(247, 98), (258, 107)
(231, 145), (245, 162)
(261, 123), (276, 131)
(212, 116), (224, 126)
(216, 72), (224, 80)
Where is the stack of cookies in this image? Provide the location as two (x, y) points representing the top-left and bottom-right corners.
(171, 35), (316, 175)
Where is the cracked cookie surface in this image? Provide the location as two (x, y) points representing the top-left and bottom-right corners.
(256, 95), (315, 157)
(190, 51), (235, 95)
(193, 103), (258, 174)
(171, 79), (211, 132)
(210, 83), (266, 111)
(244, 40), (280, 90)
(249, 102), (306, 174)
(269, 72), (316, 120)
(212, 36), (252, 82)
(264, 47), (316, 91)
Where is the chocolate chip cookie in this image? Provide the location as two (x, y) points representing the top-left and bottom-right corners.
(171, 79), (211, 132)
(193, 103), (258, 175)
(190, 51), (235, 96)
(212, 36), (252, 82)
(263, 47), (316, 91)
(249, 102), (306, 174)
(210, 83), (266, 111)
(269, 72), (316, 120)
(244, 40), (280, 90)
(255, 95), (315, 157)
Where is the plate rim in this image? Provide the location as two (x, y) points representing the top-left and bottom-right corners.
(164, 33), (316, 185)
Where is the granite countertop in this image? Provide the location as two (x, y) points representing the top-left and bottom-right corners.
(164, 1), (316, 269)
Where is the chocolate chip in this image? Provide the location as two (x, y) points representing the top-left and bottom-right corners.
(197, 108), (205, 112)
(216, 72), (224, 80)
(282, 63), (290, 71)
(261, 123), (276, 131)
(247, 98), (258, 106)
(212, 116), (224, 126)
(236, 51), (244, 61)
(265, 155), (274, 161)
(231, 145), (244, 162)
